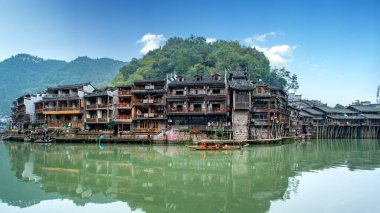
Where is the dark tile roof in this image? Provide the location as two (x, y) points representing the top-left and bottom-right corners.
(47, 83), (92, 90)
(361, 114), (380, 119)
(302, 108), (325, 116)
(348, 105), (380, 113)
(299, 111), (313, 118)
(313, 106), (356, 114)
(327, 115), (365, 120)
(229, 78), (254, 90)
(168, 74), (225, 86)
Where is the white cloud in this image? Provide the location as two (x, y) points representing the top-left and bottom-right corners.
(244, 32), (278, 44)
(206, 38), (216, 43)
(254, 44), (297, 68)
(137, 33), (166, 54)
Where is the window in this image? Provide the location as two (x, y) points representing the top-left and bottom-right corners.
(175, 90), (184, 95)
(212, 89), (220, 94)
(213, 75), (220, 80)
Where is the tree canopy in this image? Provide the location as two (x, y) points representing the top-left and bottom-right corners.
(111, 36), (298, 90)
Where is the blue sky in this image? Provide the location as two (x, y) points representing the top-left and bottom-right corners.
(0, 0), (379, 106)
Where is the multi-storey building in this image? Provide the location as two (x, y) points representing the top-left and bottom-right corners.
(12, 94), (44, 130)
(84, 89), (115, 130)
(115, 85), (133, 131)
(167, 73), (228, 128)
(228, 69), (254, 140)
(250, 81), (289, 139)
(131, 80), (167, 133)
(41, 83), (95, 129)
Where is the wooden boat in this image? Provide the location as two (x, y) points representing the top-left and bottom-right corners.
(188, 142), (242, 150)
(34, 138), (53, 143)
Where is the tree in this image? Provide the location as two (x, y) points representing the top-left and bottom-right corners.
(112, 36), (298, 90)
(334, 104), (345, 109)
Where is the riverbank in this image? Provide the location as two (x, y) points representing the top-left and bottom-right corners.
(0, 131), (309, 145)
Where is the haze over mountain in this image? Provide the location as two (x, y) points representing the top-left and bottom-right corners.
(0, 54), (126, 114)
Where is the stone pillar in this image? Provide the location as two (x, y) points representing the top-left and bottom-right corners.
(232, 110), (250, 140)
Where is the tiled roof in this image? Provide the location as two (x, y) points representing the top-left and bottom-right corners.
(299, 111), (313, 118)
(313, 106), (357, 114)
(168, 74), (225, 86)
(327, 115), (365, 120)
(47, 83), (92, 90)
(302, 108), (325, 116)
(348, 105), (380, 113)
(361, 114), (380, 119)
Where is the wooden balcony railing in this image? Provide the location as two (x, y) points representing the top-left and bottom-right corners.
(118, 90), (131, 95)
(209, 107), (226, 112)
(188, 108), (207, 113)
(97, 103), (110, 108)
(86, 104), (97, 109)
(134, 99), (164, 105)
(117, 115), (132, 120)
(47, 120), (83, 128)
(98, 117), (108, 122)
(118, 103), (131, 107)
(133, 128), (160, 133)
(135, 113), (165, 118)
(86, 118), (97, 122)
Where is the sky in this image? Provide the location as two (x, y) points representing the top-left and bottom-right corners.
(0, 0), (379, 106)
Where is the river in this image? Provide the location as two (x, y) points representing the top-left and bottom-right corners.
(0, 139), (380, 213)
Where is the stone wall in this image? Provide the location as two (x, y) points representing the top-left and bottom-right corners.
(232, 110), (250, 140)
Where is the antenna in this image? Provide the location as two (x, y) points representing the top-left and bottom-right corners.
(377, 85), (380, 104)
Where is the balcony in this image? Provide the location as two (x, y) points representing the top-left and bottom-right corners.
(98, 117), (108, 122)
(135, 113), (166, 119)
(118, 102), (131, 108)
(86, 103), (112, 109)
(43, 107), (82, 115)
(86, 118), (97, 123)
(133, 99), (164, 105)
(208, 107), (226, 113)
(47, 120), (83, 128)
(133, 128), (160, 133)
(132, 86), (166, 94)
(118, 90), (131, 96)
(188, 108), (207, 113)
(86, 104), (97, 109)
(115, 115), (132, 123)
(97, 103), (111, 109)
(35, 108), (43, 113)
(44, 93), (79, 99)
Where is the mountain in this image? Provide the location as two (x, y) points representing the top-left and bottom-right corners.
(0, 54), (126, 114)
(111, 36), (295, 89)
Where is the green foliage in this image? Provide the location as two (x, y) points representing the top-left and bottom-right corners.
(334, 104), (345, 109)
(114, 36), (296, 89)
(0, 54), (126, 114)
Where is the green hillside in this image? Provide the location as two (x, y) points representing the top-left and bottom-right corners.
(0, 54), (126, 114)
(112, 36), (297, 90)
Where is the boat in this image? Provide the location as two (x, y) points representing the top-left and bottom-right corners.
(34, 138), (54, 143)
(188, 141), (242, 150)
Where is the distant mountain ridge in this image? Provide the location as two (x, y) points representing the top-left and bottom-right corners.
(0, 54), (126, 114)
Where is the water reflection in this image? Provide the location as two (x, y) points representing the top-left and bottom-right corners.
(0, 139), (380, 212)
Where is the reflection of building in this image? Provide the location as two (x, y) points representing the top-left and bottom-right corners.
(3, 141), (380, 211)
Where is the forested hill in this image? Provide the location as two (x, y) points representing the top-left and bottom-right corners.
(0, 54), (126, 114)
(112, 36), (298, 91)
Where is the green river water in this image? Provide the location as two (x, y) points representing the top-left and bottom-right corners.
(0, 139), (380, 213)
